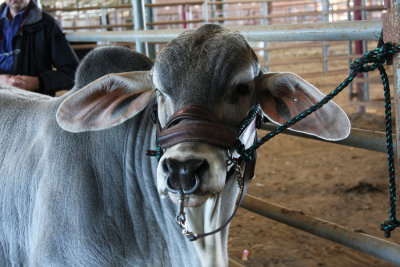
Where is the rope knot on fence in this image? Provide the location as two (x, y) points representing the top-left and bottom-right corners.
(350, 42), (400, 73)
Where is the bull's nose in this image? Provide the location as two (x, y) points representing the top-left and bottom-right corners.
(164, 158), (208, 194)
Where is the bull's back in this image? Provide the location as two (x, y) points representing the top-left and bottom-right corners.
(0, 89), (59, 166)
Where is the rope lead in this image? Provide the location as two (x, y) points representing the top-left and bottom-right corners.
(234, 30), (400, 238)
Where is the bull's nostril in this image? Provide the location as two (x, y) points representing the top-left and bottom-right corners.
(182, 174), (200, 194)
(163, 159), (170, 172)
(195, 160), (209, 177)
(164, 158), (178, 172)
(164, 158), (208, 194)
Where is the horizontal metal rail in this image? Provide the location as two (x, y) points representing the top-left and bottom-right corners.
(253, 41), (346, 51)
(44, 2), (384, 11)
(146, 8), (385, 26)
(261, 122), (396, 154)
(41, 0), (328, 12)
(63, 23), (135, 31)
(241, 194), (400, 266)
(264, 53), (363, 66)
(65, 20), (382, 43)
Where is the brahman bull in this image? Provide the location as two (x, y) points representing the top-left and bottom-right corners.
(0, 24), (350, 266)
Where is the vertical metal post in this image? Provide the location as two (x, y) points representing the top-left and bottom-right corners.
(321, 0), (330, 73)
(362, 0), (369, 101)
(84, 12), (89, 31)
(145, 0), (156, 59)
(261, 0), (269, 71)
(347, 0), (354, 100)
(187, 6), (193, 28)
(75, 0), (79, 33)
(215, 0), (224, 24)
(203, 0), (209, 23)
(181, 5), (187, 29)
(101, 8), (108, 31)
(132, 0), (148, 55)
(354, 0), (366, 113)
(210, 0), (216, 19)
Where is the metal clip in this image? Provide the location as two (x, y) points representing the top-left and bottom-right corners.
(234, 161), (244, 190)
(176, 190), (186, 222)
(174, 190), (197, 240)
(226, 150), (233, 166)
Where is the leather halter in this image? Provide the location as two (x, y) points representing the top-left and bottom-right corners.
(155, 105), (237, 149)
(148, 104), (262, 241)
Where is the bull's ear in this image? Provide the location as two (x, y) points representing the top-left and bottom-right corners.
(57, 71), (155, 132)
(256, 72), (351, 141)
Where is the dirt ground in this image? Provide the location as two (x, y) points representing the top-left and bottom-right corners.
(227, 45), (400, 267)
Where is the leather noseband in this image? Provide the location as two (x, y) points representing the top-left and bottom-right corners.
(156, 105), (237, 149)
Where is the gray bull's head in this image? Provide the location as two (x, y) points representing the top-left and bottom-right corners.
(56, 24), (350, 264)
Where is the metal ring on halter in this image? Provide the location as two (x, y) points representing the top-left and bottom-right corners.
(165, 174), (200, 195)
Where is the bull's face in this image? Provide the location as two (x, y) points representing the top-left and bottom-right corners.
(56, 23), (350, 227)
(151, 26), (265, 207)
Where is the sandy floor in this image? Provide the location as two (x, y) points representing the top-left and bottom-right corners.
(228, 126), (399, 266)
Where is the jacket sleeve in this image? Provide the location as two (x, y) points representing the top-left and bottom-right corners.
(38, 18), (79, 96)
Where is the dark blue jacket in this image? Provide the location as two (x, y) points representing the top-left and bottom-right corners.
(0, 1), (79, 96)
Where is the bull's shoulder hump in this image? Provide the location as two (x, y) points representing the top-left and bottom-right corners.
(0, 88), (61, 122)
(0, 88), (54, 103)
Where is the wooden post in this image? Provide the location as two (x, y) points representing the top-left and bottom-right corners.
(383, 0), (400, 233)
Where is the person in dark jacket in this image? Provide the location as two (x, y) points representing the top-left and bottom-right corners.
(0, 0), (79, 96)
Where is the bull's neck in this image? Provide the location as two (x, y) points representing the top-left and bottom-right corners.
(123, 102), (201, 266)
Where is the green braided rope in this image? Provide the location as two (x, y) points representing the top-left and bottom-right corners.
(376, 43), (400, 237)
(234, 31), (400, 238)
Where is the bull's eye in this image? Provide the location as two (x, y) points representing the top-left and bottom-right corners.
(236, 83), (250, 96)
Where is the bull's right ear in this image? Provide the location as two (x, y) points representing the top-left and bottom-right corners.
(256, 72), (351, 141)
(56, 71), (155, 133)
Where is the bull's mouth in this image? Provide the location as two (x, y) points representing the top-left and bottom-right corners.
(169, 191), (215, 207)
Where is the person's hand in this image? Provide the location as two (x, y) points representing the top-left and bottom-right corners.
(0, 74), (14, 87)
(0, 74), (39, 92)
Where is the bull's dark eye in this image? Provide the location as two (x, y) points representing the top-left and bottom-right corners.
(236, 83), (250, 96)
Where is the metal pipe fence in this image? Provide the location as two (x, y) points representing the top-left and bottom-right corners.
(52, 1), (385, 88)
(65, 20), (382, 43)
(241, 195), (400, 266)
(261, 122), (396, 154)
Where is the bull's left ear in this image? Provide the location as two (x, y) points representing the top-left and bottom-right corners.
(256, 72), (351, 141)
(57, 71), (155, 133)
